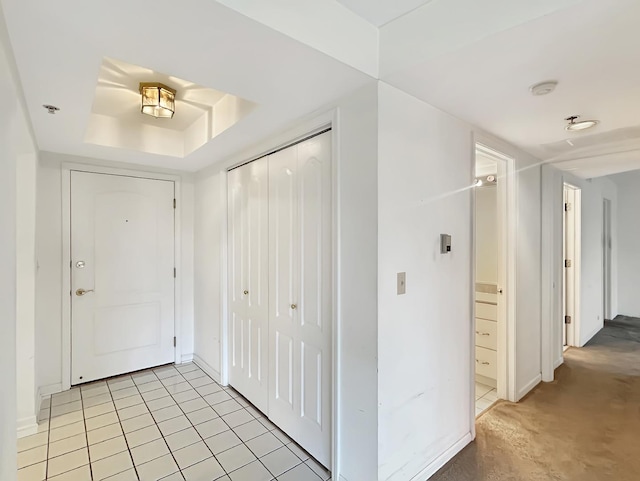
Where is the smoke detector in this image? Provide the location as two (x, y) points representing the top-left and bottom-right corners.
(530, 81), (558, 96)
(43, 104), (60, 114)
(565, 115), (599, 132)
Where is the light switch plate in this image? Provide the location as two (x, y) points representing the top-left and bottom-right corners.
(397, 272), (406, 295)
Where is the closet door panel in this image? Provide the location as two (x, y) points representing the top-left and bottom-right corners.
(296, 132), (332, 465)
(245, 159), (269, 411)
(268, 132), (332, 468)
(268, 146), (299, 417)
(227, 158), (269, 413)
(228, 167), (247, 377)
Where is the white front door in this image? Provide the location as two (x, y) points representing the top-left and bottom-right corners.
(71, 171), (175, 384)
(268, 132), (332, 467)
(228, 158), (270, 413)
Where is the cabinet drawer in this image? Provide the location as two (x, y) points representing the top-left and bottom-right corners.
(475, 346), (497, 379)
(475, 319), (497, 351)
(476, 302), (497, 321)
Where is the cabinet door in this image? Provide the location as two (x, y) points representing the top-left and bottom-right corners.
(268, 132), (332, 467)
(228, 158), (269, 412)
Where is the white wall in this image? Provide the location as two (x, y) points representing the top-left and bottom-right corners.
(377, 82), (474, 481)
(611, 171), (640, 317)
(376, 83), (543, 480)
(193, 171), (224, 379)
(541, 166), (618, 377)
(1, 3), (37, 476)
(35, 152), (195, 395)
(476, 186), (498, 284)
(192, 82), (380, 481)
(16, 146), (38, 436)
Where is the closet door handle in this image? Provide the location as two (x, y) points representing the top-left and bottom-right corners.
(243, 290), (249, 295)
(290, 304), (298, 310)
(475, 331), (490, 336)
(476, 359), (490, 365)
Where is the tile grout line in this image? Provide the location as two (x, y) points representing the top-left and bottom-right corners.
(79, 387), (95, 481)
(44, 394), (53, 480)
(132, 370), (186, 480)
(105, 379), (142, 481)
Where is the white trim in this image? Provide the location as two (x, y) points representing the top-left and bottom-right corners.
(193, 354), (222, 384)
(540, 165), (557, 382)
(17, 416), (38, 438)
(580, 325), (602, 347)
(219, 109), (341, 479)
(553, 357), (563, 370)
(473, 140), (518, 403)
(409, 432), (474, 481)
(36, 383), (62, 414)
(219, 169), (229, 386)
(517, 373), (542, 401)
(60, 162), (183, 390)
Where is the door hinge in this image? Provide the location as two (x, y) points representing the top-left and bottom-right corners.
(173, 336), (176, 347)
(565, 202), (572, 211)
(173, 267), (176, 278)
(565, 315), (572, 324)
(565, 259), (572, 268)
(173, 198), (176, 209)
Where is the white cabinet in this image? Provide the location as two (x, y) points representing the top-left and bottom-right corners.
(227, 131), (332, 468)
(475, 289), (498, 385)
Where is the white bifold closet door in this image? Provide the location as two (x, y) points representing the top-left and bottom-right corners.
(227, 158), (269, 413)
(268, 133), (332, 467)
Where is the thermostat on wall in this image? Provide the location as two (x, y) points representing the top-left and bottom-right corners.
(441, 234), (451, 254)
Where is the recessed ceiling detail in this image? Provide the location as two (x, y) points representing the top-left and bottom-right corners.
(85, 58), (257, 158)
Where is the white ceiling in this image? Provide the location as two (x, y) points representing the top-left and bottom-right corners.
(4, 0), (640, 178)
(1, 0), (373, 171)
(335, 0), (434, 27)
(380, 0), (640, 178)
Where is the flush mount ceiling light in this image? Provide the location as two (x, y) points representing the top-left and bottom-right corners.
(565, 115), (599, 132)
(530, 80), (558, 96)
(139, 82), (176, 119)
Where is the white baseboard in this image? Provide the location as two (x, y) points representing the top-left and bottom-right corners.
(17, 416), (38, 438)
(37, 383), (63, 413)
(409, 432), (473, 481)
(553, 357), (563, 370)
(193, 354), (221, 384)
(580, 325), (602, 347)
(517, 373), (542, 401)
(180, 353), (194, 364)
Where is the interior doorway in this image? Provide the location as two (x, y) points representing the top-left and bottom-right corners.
(603, 198), (612, 321)
(562, 183), (581, 348)
(473, 144), (513, 415)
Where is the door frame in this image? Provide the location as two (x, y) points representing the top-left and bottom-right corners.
(61, 163), (183, 391)
(603, 198), (612, 321)
(219, 114), (340, 475)
(562, 183), (581, 348)
(472, 141), (517, 413)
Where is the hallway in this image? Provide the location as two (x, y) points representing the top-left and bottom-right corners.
(431, 316), (640, 481)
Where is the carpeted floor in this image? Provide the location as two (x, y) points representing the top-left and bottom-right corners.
(430, 316), (640, 481)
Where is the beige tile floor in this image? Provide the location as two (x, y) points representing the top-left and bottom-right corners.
(18, 363), (332, 481)
(475, 382), (498, 416)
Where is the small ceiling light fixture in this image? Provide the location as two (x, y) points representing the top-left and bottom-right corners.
(565, 115), (599, 132)
(139, 82), (176, 119)
(43, 104), (60, 114)
(530, 80), (558, 96)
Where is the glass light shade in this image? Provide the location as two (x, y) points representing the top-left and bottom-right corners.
(139, 83), (176, 119)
